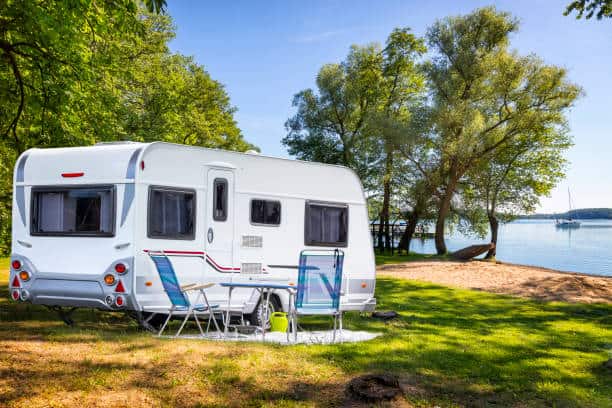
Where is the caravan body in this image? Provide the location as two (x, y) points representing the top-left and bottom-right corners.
(9, 142), (376, 319)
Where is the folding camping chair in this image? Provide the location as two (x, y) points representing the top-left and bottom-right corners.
(149, 253), (222, 337)
(292, 249), (344, 342)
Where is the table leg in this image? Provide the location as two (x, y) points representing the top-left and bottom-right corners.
(224, 287), (233, 338)
(286, 290), (292, 343)
(263, 289), (271, 342)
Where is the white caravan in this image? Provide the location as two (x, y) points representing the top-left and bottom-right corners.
(9, 142), (376, 328)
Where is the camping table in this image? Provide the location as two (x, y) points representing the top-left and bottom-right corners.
(219, 282), (296, 342)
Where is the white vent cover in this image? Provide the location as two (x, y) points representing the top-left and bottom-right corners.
(240, 263), (262, 274)
(241, 235), (263, 248)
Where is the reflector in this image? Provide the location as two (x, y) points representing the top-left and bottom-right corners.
(11, 290), (20, 301)
(11, 260), (21, 270)
(115, 280), (125, 293)
(11, 276), (20, 288)
(114, 263), (127, 274)
(115, 296), (124, 306)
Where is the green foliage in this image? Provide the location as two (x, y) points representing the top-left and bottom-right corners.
(424, 6), (582, 253)
(565, 0), (612, 19)
(0, 1), (252, 254)
(283, 28), (426, 191)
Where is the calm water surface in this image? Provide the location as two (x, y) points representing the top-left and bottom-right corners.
(411, 219), (612, 277)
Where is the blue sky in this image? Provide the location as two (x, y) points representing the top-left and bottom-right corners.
(166, 0), (612, 213)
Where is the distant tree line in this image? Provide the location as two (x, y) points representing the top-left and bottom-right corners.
(284, 7), (582, 258)
(521, 208), (612, 220)
(0, 0), (254, 255)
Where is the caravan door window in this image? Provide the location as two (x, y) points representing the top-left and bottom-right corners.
(31, 186), (115, 236)
(304, 202), (348, 247)
(148, 187), (195, 240)
(213, 178), (227, 221)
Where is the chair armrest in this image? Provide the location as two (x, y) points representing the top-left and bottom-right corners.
(184, 283), (215, 291)
(180, 283), (198, 291)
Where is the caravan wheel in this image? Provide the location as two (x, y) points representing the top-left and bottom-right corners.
(250, 295), (281, 329)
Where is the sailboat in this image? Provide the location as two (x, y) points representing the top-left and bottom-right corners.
(556, 188), (581, 229)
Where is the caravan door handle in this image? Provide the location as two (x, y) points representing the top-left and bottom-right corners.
(207, 227), (214, 243)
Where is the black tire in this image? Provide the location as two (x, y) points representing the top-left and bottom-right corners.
(249, 294), (281, 329)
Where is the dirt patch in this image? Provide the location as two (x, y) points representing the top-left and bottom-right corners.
(378, 260), (612, 304)
(346, 373), (402, 405)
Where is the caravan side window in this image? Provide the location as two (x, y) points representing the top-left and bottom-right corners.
(148, 187), (196, 240)
(213, 178), (228, 221)
(304, 202), (348, 247)
(250, 199), (281, 225)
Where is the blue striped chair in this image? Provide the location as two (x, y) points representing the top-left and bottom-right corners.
(149, 253), (221, 337)
(293, 249), (344, 342)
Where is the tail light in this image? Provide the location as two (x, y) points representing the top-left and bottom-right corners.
(114, 280), (125, 293)
(114, 263), (127, 274)
(11, 290), (20, 301)
(104, 274), (115, 285)
(115, 295), (125, 307)
(19, 271), (30, 281)
(11, 260), (21, 270)
(11, 276), (20, 288)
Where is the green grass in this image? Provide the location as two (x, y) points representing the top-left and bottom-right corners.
(375, 251), (449, 265)
(1, 259), (611, 407)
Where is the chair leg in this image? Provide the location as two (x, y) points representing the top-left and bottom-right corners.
(193, 312), (205, 336)
(201, 290), (222, 334)
(176, 306), (193, 337)
(158, 308), (173, 336)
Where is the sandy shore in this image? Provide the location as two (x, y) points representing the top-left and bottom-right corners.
(377, 260), (612, 304)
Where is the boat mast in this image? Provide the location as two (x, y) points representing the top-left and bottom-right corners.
(568, 188), (573, 220)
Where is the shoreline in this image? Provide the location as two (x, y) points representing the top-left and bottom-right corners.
(377, 258), (612, 304)
(492, 259), (612, 279)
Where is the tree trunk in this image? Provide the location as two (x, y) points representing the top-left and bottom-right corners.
(377, 213), (385, 252)
(485, 213), (499, 259)
(434, 178), (458, 255)
(379, 147), (394, 253)
(382, 177), (391, 252)
(398, 211), (419, 254)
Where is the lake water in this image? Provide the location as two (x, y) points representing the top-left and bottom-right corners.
(411, 219), (612, 277)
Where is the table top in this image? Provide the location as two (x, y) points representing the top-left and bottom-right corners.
(220, 282), (296, 290)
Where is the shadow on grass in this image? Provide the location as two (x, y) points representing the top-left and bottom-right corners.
(0, 270), (610, 407)
(310, 278), (612, 407)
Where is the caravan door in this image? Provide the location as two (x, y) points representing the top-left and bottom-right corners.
(204, 168), (236, 302)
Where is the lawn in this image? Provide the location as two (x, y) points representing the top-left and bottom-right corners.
(375, 252), (449, 266)
(0, 258), (611, 407)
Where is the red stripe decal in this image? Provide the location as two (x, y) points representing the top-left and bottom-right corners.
(144, 249), (242, 271)
(61, 172), (84, 178)
(143, 249), (205, 255)
(206, 255), (240, 270)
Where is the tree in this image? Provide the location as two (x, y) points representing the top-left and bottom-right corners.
(0, 2), (251, 254)
(564, 0), (612, 19)
(424, 7), (582, 254)
(368, 29), (426, 252)
(283, 48), (381, 176)
(464, 128), (571, 258)
(284, 29), (426, 251)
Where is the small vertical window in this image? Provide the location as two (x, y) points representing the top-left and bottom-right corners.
(304, 202), (348, 247)
(213, 178), (227, 221)
(250, 199), (281, 225)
